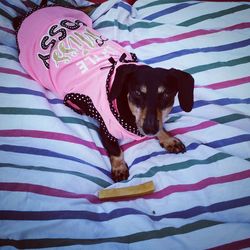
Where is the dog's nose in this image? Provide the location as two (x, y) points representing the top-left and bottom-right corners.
(143, 115), (159, 135)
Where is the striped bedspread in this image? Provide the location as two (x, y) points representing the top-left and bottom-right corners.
(0, 0), (250, 249)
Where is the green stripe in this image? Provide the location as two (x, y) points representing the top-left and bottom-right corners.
(0, 107), (98, 131)
(94, 20), (162, 31)
(166, 115), (182, 123)
(179, 5), (250, 27)
(212, 114), (250, 124)
(186, 56), (250, 75)
(134, 153), (231, 179)
(0, 220), (222, 248)
(166, 113), (248, 126)
(0, 53), (19, 62)
(137, 0), (189, 10)
(0, 163), (110, 187)
(60, 117), (98, 131)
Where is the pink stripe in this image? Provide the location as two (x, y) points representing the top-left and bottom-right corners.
(145, 169), (250, 200)
(121, 137), (152, 151)
(208, 238), (250, 250)
(196, 76), (250, 90)
(0, 67), (32, 80)
(0, 26), (16, 35)
(0, 129), (107, 156)
(118, 22), (250, 49)
(1, 124), (217, 154)
(1, 169), (249, 203)
(170, 121), (217, 135)
(122, 121), (217, 150)
(0, 182), (101, 204)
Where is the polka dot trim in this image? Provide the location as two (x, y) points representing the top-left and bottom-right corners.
(105, 53), (143, 137)
(64, 54), (143, 142)
(64, 93), (117, 142)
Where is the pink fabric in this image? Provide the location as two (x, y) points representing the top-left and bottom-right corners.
(17, 6), (143, 141)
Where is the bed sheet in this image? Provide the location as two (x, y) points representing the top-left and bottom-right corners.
(0, 0), (250, 249)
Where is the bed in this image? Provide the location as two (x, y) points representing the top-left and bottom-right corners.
(0, 0), (250, 249)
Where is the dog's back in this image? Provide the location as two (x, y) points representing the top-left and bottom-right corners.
(16, 6), (94, 95)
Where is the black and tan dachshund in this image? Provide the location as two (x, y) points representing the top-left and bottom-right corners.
(13, 1), (194, 182)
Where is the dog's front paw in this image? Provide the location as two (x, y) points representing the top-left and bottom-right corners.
(110, 155), (129, 182)
(160, 137), (186, 154)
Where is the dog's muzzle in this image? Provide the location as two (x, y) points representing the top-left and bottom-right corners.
(142, 113), (159, 136)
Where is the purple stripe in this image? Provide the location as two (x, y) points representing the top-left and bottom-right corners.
(0, 26), (16, 35)
(0, 67), (33, 80)
(208, 238), (250, 250)
(1, 196), (249, 221)
(143, 38), (250, 64)
(129, 135), (249, 167)
(0, 144), (109, 176)
(144, 3), (198, 21)
(0, 129), (107, 156)
(0, 87), (62, 104)
(117, 22), (250, 49)
(172, 98), (250, 114)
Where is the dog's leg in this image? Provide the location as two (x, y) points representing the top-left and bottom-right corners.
(100, 129), (129, 182)
(64, 93), (128, 182)
(157, 128), (186, 153)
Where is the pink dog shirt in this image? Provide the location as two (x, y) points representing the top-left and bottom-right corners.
(17, 6), (144, 141)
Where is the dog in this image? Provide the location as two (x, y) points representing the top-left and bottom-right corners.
(14, 1), (194, 182)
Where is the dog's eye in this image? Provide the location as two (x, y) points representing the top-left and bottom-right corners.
(129, 90), (145, 108)
(158, 92), (174, 109)
(135, 90), (141, 96)
(132, 90), (145, 98)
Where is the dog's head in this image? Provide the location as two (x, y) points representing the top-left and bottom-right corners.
(110, 64), (194, 136)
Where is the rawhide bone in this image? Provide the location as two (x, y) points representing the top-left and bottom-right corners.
(98, 181), (155, 200)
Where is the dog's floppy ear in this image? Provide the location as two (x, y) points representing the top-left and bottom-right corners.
(109, 64), (137, 101)
(169, 68), (194, 112)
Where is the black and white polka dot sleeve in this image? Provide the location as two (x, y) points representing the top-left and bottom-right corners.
(64, 93), (118, 143)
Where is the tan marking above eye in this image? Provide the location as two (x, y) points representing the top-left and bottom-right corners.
(140, 86), (147, 94)
(158, 86), (166, 94)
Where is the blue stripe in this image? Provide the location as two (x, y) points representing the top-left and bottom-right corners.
(117, 1), (132, 12)
(1, 196), (249, 221)
(187, 134), (250, 151)
(144, 3), (199, 21)
(142, 38), (250, 64)
(92, 2), (131, 22)
(129, 151), (167, 167)
(159, 196), (250, 220)
(0, 163), (110, 187)
(205, 134), (250, 149)
(172, 98), (250, 113)
(8, 91), (247, 119)
(0, 144), (110, 177)
(0, 87), (62, 104)
(130, 134), (250, 168)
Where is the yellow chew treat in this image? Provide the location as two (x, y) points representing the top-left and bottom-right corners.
(98, 181), (155, 200)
